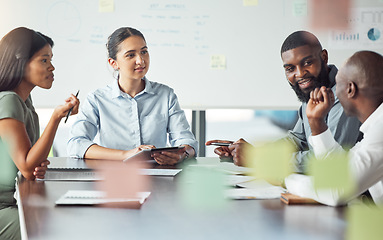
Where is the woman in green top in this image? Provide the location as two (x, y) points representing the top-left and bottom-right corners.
(0, 27), (80, 239)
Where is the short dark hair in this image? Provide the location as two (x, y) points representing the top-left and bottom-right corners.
(281, 31), (322, 55)
(106, 27), (146, 60)
(0, 27), (54, 91)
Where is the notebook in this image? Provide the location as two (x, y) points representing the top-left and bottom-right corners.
(55, 190), (151, 209)
(42, 157), (100, 181)
(42, 170), (104, 181)
(47, 157), (91, 170)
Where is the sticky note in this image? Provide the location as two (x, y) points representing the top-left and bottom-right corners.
(210, 55), (226, 70)
(346, 204), (383, 240)
(97, 161), (150, 200)
(0, 140), (17, 185)
(245, 140), (295, 185)
(99, 0), (114, 13)
(243, 0), (258, 6)
(307, 152), (355, 196)
(293, 0), (307, 17)
(178, 165), (227, 211)
(310, 0), (350, 30)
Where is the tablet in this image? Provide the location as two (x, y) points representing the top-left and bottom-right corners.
(123, 146), (185, 162)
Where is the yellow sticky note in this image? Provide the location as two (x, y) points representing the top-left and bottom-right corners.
(307, 152), (356, 196)
(293, 0), (307, 17)
(245, 140), (295, 185)
(99, 0), (114, 13)
(346, 205), (383, 240)
(210, 55), (226, 70)
(243, 0), (258, 6)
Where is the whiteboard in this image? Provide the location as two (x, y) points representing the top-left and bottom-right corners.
(0, 0), (382, 109)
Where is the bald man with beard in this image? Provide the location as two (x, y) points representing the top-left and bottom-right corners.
(285, 51), (383, 206)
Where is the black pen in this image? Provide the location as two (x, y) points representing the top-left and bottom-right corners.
(209, 142), (232, 147)
(64, 90), (79, 123)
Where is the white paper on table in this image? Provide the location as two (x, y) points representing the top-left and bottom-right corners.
(140, 168), (182, 176)
(55, 190), (151, 205)
(225, 175), (255, 186)
(218, 162), (252, 175)
(226, 179), (286, 199)
(226, 188), (286, 200)
(236, 179), (285, 189)
(188, 162), (252, 175)
(41, 168), (181, 181)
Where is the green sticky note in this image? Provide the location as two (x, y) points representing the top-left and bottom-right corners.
(307, 152), (355, 195)
(293, 0), (307, 17)
(0, 140), (17, 185)
(245, 140), (295, 185)
(346, 204), (383, 240)
(178, 165), (227, 211)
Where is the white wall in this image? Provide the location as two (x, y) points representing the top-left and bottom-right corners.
(1, 0), (383, 110)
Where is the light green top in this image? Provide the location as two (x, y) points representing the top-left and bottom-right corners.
(0, 91), (39, 209)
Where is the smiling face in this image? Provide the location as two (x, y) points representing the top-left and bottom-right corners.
(23, 44), (55, 89)
(108, 35), (150, 83)
(282, 45), (329, 102)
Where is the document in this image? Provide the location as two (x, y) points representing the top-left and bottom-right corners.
(55, 190), (151, 208)
(42, 170), (103, 181)
(140, 168), (182, 176)
(42, 168), (181, 181)
(188, 162), (252, 175)
(218, 162), (252, 175)
(225, 187), (285, 200)
(226, 179), (286, 199)
(225, 175), (255, 186)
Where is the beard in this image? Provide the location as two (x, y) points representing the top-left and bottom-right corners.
(290, 61), (330, 103)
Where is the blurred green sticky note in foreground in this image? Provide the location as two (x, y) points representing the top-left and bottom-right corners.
(245, 140), (295, 185)
(0, 140), (18, 185)
(178, 165), (227, 211)
(307, 151), (355, 195)
(346, 204), (383, 240)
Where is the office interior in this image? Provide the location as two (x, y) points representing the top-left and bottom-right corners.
(1, 0), (383, 239)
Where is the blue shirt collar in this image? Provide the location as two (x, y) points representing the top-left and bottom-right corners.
(110, 77), (155, 99)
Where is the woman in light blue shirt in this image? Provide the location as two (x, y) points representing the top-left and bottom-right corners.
(67, 27), (197, 165)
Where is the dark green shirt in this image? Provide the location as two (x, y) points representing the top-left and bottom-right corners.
(0, 91), (39, 209)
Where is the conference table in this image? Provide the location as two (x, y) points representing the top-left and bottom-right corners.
(17, 157), (347, 240)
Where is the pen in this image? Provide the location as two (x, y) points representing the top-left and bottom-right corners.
(210, 142), (232, 147)
(64, 90), (79, 123)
